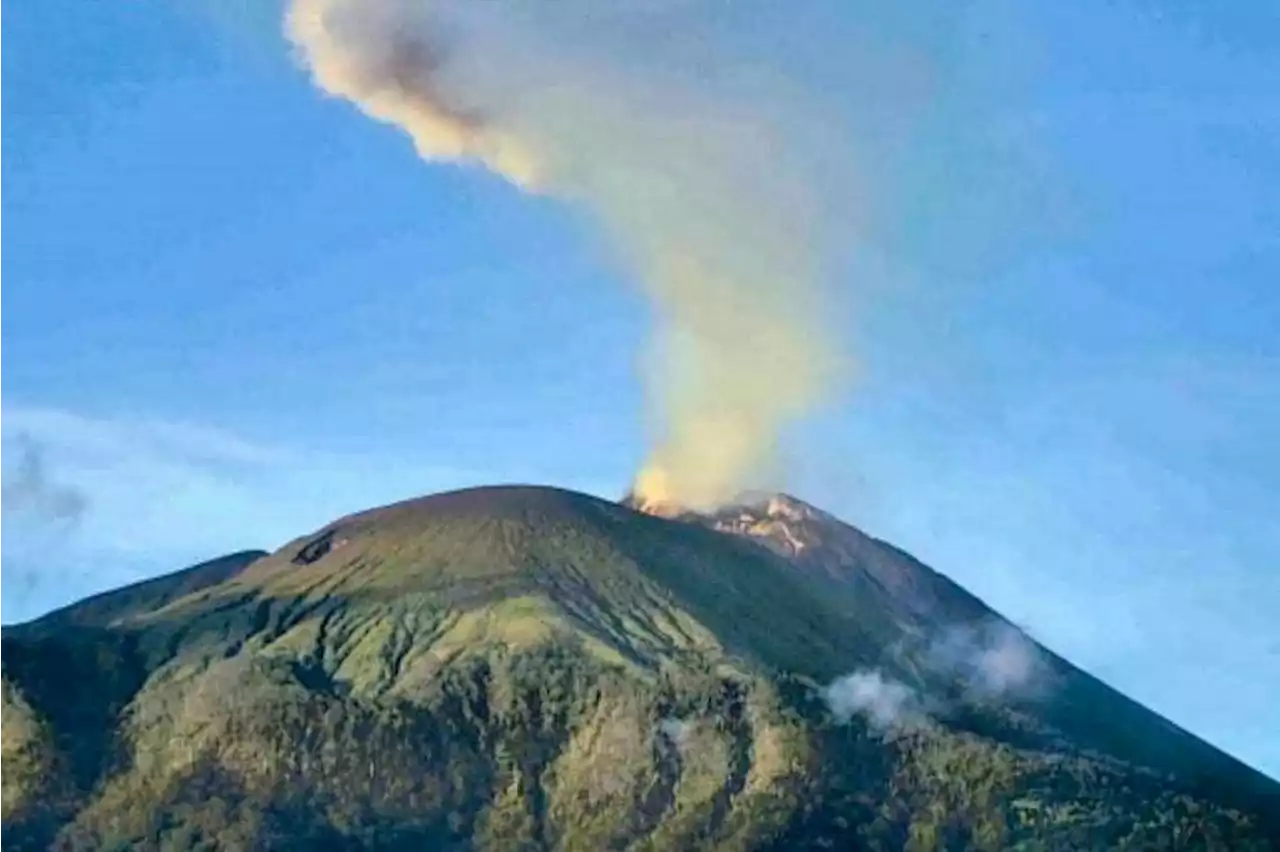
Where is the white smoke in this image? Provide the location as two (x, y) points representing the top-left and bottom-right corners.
(823, 622), (1052, 731)
(927, 620), (1051, 700)
(657, 716), (693, 748)
(822, 669), (922, 733)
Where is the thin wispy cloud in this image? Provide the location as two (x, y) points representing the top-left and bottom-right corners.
(0, 404), (498, 623)
(5, 406), (298, 468)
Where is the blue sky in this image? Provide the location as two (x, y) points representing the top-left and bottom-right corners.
(3, 1), (1277, 777)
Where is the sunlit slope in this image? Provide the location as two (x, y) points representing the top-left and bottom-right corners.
(3, 486), (1275, 850)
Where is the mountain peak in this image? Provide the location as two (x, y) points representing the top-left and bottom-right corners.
(617, 488), (687, 519)
(697, 492), (832, 558)
(622, 489), (825, 534)
(622, 489), (956, 618)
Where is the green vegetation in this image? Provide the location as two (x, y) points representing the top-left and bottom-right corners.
(2, 486), (1275, 850)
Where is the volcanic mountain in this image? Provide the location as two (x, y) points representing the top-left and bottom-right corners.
(2, 486), (1276, 851)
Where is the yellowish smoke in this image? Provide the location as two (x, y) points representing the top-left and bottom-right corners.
(285, 0), (541, 186)
(287, 0), (843, 510)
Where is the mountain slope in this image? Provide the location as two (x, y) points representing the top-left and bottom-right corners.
(677, 494), (1278, 815)
(2, 485), (1276, 851)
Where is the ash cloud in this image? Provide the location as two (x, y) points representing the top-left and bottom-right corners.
(2, 433), (89, 526)
(286, 0), (852, 511)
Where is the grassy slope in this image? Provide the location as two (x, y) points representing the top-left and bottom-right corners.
(1, 486), (1275, 851)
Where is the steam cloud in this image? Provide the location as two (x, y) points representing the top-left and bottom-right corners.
(286, 0), (845, 510)
(823, 669), (922, 733)
(657, 716), (693, 749)
(823, 621), (1052, 731)
(927, 620), (1050, 700)
(1, 434), (88, 526)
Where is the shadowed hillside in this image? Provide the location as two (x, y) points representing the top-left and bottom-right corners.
(3, 486), (1276, 850)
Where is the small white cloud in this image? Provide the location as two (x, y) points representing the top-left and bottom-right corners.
(822, 669), (921, 732)
(656, 716), (692, 747)
(975, 628), (1039, 693)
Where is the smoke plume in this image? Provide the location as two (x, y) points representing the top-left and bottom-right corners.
(286, 0), (845, 510)
(1, 433), (89, 526)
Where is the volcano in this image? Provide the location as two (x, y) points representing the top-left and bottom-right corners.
(3, 485), (1276, 850)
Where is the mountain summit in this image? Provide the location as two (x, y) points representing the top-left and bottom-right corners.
(626, 491), (993, 627)
(3, 485), (1276, 850)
